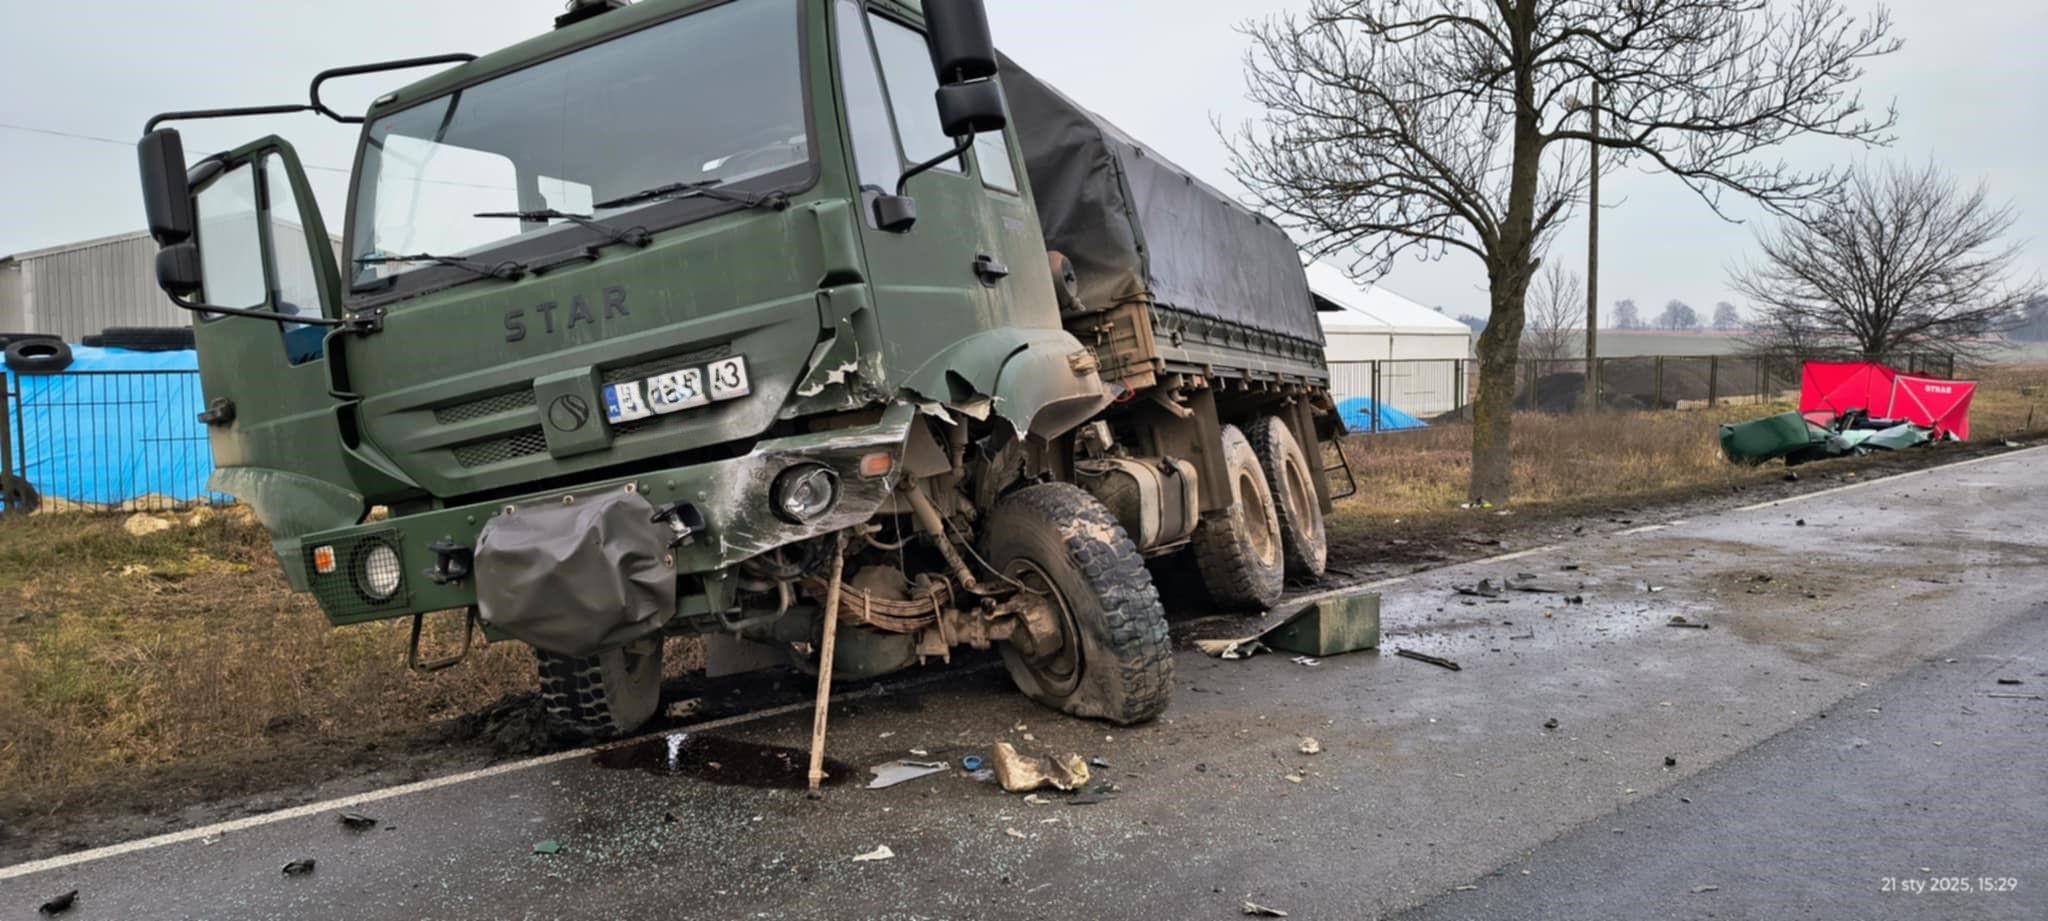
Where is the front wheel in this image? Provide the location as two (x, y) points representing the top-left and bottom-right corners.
(535, 637), (664, 739)
(984, 483), (1173, 725)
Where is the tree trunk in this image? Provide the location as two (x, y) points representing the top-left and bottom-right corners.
(1471, 271), (1531, 503)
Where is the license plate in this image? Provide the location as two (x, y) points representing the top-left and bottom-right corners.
(603, 355), (750, 425)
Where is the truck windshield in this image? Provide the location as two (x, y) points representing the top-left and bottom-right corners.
(349, 0), (809, 288)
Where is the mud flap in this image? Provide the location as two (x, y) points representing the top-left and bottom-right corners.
(474, 489), (677, 657)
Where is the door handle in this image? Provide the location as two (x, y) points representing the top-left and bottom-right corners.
(973, 254), (1010, 285)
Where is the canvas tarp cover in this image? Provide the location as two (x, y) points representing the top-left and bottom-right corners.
(998, 56), (1322, 346)
(3, 346), (217, 506)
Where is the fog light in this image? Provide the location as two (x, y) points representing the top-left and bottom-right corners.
(773, 464), (840, 523)
(355, 540), (403, 603)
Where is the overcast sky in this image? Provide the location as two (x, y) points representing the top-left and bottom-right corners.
(2, 0), (2041, 321)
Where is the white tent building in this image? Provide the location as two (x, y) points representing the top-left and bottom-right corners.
(1306, 261), (1472, 420)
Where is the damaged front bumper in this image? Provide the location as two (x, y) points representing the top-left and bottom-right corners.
(293, 404), (916, 633)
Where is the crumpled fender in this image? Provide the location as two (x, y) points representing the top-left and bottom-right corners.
(899, 327), (1111, 440)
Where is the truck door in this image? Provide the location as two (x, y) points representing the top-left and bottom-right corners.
(833, 1), (1030, 376)
(186, 139), (365, 534)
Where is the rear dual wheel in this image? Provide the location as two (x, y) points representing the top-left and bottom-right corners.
(1190, 424), (1287, 610)
(1248, 415), (1329, 580)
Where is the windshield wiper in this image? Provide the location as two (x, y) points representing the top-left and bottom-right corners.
(474, 209), (652, 249)
(355, 252), (529, 281)
(593, 179), (790, 213)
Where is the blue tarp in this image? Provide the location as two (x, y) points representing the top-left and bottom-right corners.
(1337, 396), (1427, 433)
(3, 346), (217, 505)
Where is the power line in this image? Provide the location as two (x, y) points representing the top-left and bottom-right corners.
(0, 120), (353, 175)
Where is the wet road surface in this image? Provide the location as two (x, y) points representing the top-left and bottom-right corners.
(4, 448), (2045, 920)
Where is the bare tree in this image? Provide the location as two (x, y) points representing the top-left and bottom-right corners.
(1611, 299), (1642, 330)
(1524, 263), (1584, 362)
(1735, 161), (2041, 359)
(1658, 299), (1699, 329)
(1712, 301), (1743, 329)
(1227, 0), (1897, 502)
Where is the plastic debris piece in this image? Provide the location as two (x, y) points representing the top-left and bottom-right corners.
(991, 742), (1091, 793)
(338, 812), (378, 831)
(1291, 655), (1321, 667)
(1243, 900), (1289, 917)
(1195, 638), (1269, 660)
(1283, 772), (1304, 784)
(1298, 737), (1322, 755)
(961, 755), (984, 772)
(1004, 827), (1028, 839)
(1395, 648), (1462, 671)
(1997, 678), (2023, 685)
(1090, 756), (1111, 769)
(1023, 793), (1053, 806)
(1454, 579), (1505, 598)
(852, 845), (895, 862)
(282, 858), (317, 876)
(1543, 718), (1560, 730)
(866, 759), (947, 789)
(38, 890), (77, 916)
(1691, 885), (1720, 894)
(531, 840), (560, 856)
(1666, 616), (1710, 630)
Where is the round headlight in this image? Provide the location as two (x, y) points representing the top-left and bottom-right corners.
(773, 464), (840, 524)
(356, 541), (404, 602)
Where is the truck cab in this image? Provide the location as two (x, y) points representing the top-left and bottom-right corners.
(135, 0), (1339, 740)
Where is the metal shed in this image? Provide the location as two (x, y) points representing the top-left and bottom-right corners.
(0, 231), (188, 342)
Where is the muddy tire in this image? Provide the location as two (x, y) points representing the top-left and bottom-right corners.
(1190, 424), (1285, 610)
(1248, 415), (1328, 579)
(535, 638), (663, 739)
(984, 482), (1173, 725)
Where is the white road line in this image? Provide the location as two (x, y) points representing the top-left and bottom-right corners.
(1615, 524), (1667, 536)
(1730, 444), (2044, 513)
(0, 667), (990, 882)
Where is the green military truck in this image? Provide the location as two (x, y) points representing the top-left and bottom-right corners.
(132, 0), (1344, 738)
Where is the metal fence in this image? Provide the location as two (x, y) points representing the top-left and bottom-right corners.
(2, 369), (226, 515)
(1328, 352), (1959, 431)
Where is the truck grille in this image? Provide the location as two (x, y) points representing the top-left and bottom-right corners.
(452, 427), (550, 468)
(433, 390), (537, 425)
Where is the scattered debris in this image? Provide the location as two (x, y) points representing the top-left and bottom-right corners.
(282, 858), (317, 876)
(1195, 638), (1270, 660)
(1783, 472), (1799, 482)
(37, 890), (77, 916)
(1664, 756), (1678, 767)
(1089, 756), (1111, 769)
(852, 845), (896, 862)
(866, 759), (947, 789)
(1023, 793), (1053, 806)
(1453, 885), (1479, 892)
(532, 840), (562, 856)
(1003, 827), (1029, 840)
(1666, 616), (1710, 630)
(1290, 655), (1321, 667)
(1542, 718), (1560, 731)
(1395, 648), (1462, 671)
(1068, 782), (1119, 806)
(1986, 693), (2044, 701)
(1454, 579), (1506, 598)
(1691, 885), (1721, 894)
(337, 812), (378, 831)
(1242, 900), (1290, 917)
(666, 698), (703, 719)
(1283, 772), (1305, 784)
(1796, 519), (1807, 527)
(1298, 737), (1322, 755)
(991, 742), (1091, 793)
(121, 513), (174, 537)
(1997, 678), (2024, 686)
(960, 755), (984, 772)
(1506, 573), (1570, 593)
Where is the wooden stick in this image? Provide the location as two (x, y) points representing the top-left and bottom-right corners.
(806, 531), (849, 793)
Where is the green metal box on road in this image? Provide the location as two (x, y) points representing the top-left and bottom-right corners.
(1263, 593), (1381, 656)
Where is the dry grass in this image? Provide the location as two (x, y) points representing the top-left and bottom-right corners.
(1328, 363), (2048, 535)
(0, 513), (535, 812)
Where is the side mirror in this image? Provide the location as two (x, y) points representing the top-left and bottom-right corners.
(923, 0), (996, 85)
(137, 129), (196, 245)
(156, 243), (203, 298)
(936, 80), (1006, 137)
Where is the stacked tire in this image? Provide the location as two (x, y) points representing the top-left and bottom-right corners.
(3, 336), (70, 374)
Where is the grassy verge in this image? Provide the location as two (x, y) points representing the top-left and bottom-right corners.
(0, 513), (535, 817)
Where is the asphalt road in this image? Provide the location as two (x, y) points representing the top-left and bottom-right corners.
(5, 448), (2045, 921)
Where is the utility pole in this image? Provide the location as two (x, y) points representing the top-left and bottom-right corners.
(1583, 82), (1600, 414)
